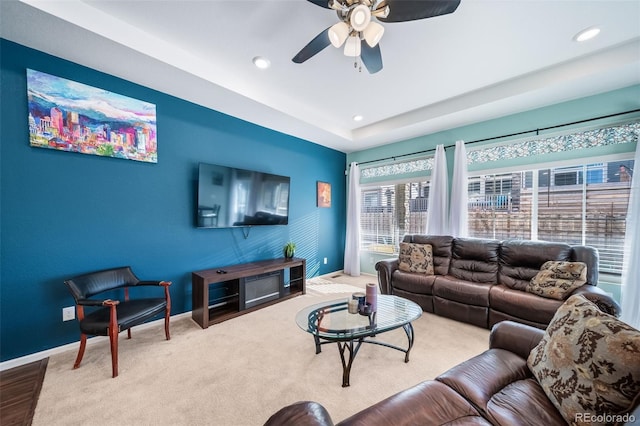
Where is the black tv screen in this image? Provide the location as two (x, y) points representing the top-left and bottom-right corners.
(197, 163), (290, 228)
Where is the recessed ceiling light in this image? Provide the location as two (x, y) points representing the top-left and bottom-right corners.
(353, 115), (363, 122)
(574, 27), (601, 42)
(252, 56), (271, 69)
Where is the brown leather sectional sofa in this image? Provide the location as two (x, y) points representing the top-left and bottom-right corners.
(375, 235), (620, 329)
(264, 320), (639, 425)
(265, 237), (635, 425)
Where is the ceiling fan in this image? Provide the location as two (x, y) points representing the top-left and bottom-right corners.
(292, 0), (461, 74)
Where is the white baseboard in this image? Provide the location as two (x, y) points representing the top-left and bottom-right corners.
(0, 311), (193, 372)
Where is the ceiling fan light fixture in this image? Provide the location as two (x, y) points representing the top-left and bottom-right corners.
(363, 21), (384, 47)
(328, 21), (349, 47)
(343, 35), (361, 57)
(350, 4), (371, 32)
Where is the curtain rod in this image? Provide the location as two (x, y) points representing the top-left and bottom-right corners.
(353, 108), (640, 167)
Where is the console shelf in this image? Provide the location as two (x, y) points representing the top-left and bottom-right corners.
(192, 258), (306, 329)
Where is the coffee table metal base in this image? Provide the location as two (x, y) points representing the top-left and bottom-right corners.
(313, 322), (415, 387)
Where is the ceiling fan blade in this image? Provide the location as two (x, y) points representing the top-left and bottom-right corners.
(305, 0), (331, 9)
(292, 28), (331, 64)
(378, 0), (461, 23)
(360, 43), (383, 74)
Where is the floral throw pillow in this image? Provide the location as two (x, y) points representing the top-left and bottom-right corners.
(398, 242), (434, 275)
(527, 261), (588, 300)
(528, 294), (640, 426)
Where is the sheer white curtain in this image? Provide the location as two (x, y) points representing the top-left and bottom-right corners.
(621, 139), (640, 329)
(426, 145), (449, 235)
(449, 140), (468, 237)
(344, 162), (361, 276)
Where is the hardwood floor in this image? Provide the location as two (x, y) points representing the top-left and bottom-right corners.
(0, 359), (48, 426)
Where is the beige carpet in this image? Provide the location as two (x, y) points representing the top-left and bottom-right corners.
(307, 277), (365, 294)
(33, 274), (489, 425)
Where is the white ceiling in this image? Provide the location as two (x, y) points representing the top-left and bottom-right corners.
(2, 0), (640, 153)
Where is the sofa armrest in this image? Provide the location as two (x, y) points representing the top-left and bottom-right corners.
(572, 245), (599, 285)
(489, 321), (545, 360)
(571, 285), (622, 317)
(375, 258), (399, 295)
(264, 401), (334, 426)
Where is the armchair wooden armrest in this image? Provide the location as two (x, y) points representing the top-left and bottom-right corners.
(76, 298), (111, 307)
(136, 280), (172, 287)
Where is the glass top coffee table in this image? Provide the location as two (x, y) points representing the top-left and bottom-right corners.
(295, 294), (422, 387)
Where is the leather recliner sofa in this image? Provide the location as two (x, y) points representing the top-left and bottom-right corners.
(375, 235), (620, 329)
(264, 320), (640, 426)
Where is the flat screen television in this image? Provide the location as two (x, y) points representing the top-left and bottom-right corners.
(197, 162), (290, 228)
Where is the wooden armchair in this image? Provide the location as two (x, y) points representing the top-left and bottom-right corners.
(64, 266), (171, 378)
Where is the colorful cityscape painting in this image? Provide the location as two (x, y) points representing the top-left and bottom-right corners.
(27, 69), (157, 163)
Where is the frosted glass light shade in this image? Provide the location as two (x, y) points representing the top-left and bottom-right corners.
(350, 4), (371, 32)
(363, 22), (384, 47)
(343, 35), (361, 57)
(328, 22), (349, 48)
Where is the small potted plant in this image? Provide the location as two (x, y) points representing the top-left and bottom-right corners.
(283, 242), (296, 259)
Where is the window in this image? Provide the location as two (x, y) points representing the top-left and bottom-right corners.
(468, 172), (529, 240)
(467, 160), (634, 275)
(553, 170), (580, 186)
(357, 122), (638, 265)
(361, 180), (430, 254)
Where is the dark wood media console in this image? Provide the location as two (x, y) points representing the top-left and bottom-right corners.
(192, 258), (306, 329)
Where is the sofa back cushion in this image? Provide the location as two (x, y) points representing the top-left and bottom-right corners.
(404, 235), (453, 276)
(499, 240), (572, 291)
(448, 238), (500, 283)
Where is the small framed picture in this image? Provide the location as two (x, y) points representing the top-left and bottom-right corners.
(317, 181), (331, 208)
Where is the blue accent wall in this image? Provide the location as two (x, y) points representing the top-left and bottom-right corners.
(0, 39), (347, 362)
